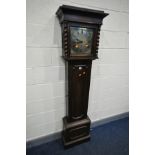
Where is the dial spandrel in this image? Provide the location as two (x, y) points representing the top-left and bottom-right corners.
(70, 27), (93, 56)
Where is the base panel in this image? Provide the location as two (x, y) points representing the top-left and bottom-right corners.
(62, 116), (91, 147)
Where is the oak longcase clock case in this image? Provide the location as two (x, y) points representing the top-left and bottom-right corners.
(56, 5), (108, 147)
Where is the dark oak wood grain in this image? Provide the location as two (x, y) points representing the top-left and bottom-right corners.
(56, 5), (108, 147)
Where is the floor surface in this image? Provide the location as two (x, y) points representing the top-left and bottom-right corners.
(27, 117), (129, 155)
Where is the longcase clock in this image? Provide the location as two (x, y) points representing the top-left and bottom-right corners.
(56, 5), (109, 147)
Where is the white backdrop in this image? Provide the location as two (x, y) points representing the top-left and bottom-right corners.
(26, 0), (129, 141)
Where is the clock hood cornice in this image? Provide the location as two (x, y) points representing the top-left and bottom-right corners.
(56, 5), (109, 25)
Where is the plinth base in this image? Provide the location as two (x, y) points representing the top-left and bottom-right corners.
(62, 116), (91, 147)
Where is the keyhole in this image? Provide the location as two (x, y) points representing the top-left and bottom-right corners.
(79, 67), (82, 70)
